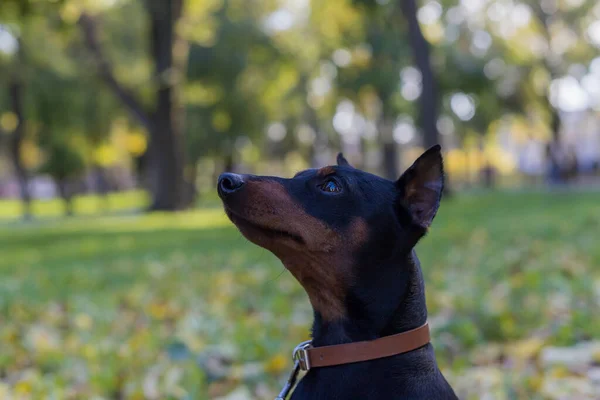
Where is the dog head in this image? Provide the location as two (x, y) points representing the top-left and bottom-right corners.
(218, 146), (444, 322)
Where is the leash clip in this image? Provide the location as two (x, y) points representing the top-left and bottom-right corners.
(275, 359), (301, 400)
(274, 340), (312, 400)
(292, 340), (312, 372)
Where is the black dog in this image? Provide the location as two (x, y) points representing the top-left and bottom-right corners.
(218, 145), (458, 399)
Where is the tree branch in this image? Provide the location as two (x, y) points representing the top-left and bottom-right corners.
(78, 13), (152, 131)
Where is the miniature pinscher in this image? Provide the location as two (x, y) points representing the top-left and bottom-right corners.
(217, 145), (458, 399)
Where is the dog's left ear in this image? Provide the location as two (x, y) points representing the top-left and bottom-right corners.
(396, 145), (444, 229)
(337, 152), (351, 167)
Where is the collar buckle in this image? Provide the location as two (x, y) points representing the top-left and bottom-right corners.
(292, 340), (312, 371)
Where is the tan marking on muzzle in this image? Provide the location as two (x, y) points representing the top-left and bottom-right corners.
(237, 180), (337, 250)
(228, 179), (370, 321)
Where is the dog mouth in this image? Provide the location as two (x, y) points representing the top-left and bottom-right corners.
(224, 207), (305, 244)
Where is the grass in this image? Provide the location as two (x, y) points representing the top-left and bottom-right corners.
(0, 191), (599, 399)
(0, 190), (149, 221)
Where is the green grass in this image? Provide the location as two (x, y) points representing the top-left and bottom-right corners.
(0, 191), (599, 399)
(0, 190), (149, 221)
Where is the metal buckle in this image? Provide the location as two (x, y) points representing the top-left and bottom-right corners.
(292, 340), (312, 372)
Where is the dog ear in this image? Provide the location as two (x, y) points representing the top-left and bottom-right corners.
(396, 145), (444, 229)
(337, 152), (351, 167)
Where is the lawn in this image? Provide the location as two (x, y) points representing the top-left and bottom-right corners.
(0, 191), (149, 221)
(0, 191), (599, 399)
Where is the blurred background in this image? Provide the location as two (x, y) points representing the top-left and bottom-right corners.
(0, 0), (599, 399)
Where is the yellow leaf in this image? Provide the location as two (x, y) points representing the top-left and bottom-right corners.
(445, 149), (467, 176)
(422, 23), (444, 44)
(126, 132), (148, 157)
(94, 144), (118, 167)
(149, 303), (168, 320)
(0, 112), (18, 132)
(20, 140), (42, 170)
(528, 374), (543, 391)
(74, 313), (93, 330)
(548, 365), (570, 378)
(506, 338), (545, 360)
(14, 381), (32, 395)
(264, 353), (288, 374)
(60, 2), (82, 24)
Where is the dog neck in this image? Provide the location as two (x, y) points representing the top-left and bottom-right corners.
(288, 250), (454, 400)
(311, 249), (428, 347)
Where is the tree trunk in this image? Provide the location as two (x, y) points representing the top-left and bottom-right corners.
(400, 0), (440, 150)
(307, 112), (325, 168)
(530, 3), (562, 142)
(9, 38), (32, 220)
(382, 142), (398, 180)
(146, 0), (186, 211)
(379, 119), (398, 180)
(57, 180), (74, 217)
(549, 99), (561, 142)
(93, 165), (110, 213)
(79, 3), (188, 212)
(224, 153), (234, 172)
(181, 158), (199, 207)
(359, 136), (369, 171)
(298, 73), (327, 168)
(212, 158), (222, 186)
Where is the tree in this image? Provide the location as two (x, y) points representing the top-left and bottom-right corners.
(1, 2), (32, 220)
(268, 0), (364, 167)
(525, 0), (597, 143)
(39, 141), (86, 216)
(341, 0), (412, 179)
(81, 79), (121, 208)
(7, 39), (32, 219)
(399, 0), (440, 150)
(0, 0), (69, 219)
(78, 0), (188, 211)
(184, 0), (300, 176)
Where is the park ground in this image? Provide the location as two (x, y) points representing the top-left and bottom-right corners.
(1, 191), (600, 399)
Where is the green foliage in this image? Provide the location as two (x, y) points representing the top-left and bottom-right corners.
(185, 1), (286, 162)
(337, 1), (412, 116)
(0, 192), (599, 398)
(38, 141), (86, 180)
(3, 0), (598, 184)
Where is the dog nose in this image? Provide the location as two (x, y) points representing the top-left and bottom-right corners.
(218, 173), (245, 197)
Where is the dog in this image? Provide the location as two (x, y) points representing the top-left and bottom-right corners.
(217, 145), (458, 399)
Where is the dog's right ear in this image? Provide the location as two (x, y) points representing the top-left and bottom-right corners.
(337, 152), (351, 167)
(396, 145), (444, 229)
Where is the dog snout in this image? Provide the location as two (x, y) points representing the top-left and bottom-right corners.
(218, 173), (246, 198)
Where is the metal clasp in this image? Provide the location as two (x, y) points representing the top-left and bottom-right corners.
(292, 340), (312, 372)
(274, 340), (313, 400)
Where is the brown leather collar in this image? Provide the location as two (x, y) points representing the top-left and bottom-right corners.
(295, 322), (431, 371)
(275, 322), (431, 400)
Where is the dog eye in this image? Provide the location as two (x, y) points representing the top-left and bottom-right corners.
(320, 179), (342, 193)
